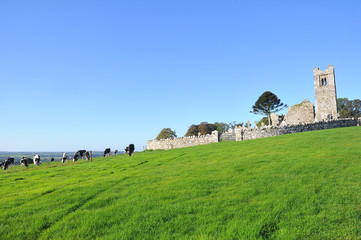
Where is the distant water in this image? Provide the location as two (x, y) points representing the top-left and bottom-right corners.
(0, 151), (123, 163)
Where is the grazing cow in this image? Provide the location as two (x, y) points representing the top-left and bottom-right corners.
(104, 148), (111, 157)
(77, 150), (87, 159)
(33, 155), (41, 166)
(20, 156), (28, 168)
(128, 144), (135, 156)
(2, 157), (15, 170)
(85, 151), (90, 160)
(62, 152), (69, 163)
(114, 149), (118, 155)
(124, 147), (129, 155)
(51, 158), (54, 162)
(73, 152), (79, 162)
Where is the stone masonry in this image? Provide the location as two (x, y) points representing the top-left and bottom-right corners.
(220, 129), (236, 141)
(314, 65), (338, 121)
(235, 118), (361, 141)
(147, 131), (219, 150)
(286, 100), (315, 125)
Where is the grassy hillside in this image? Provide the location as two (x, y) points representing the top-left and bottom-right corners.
(1, 127), (361, 239)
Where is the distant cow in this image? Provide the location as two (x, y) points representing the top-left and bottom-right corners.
(104, 148), (111, 157)
(114, 150), (118, 155)
(2, 157), (15, 170)
(62, 152), (69, 163)
(77, 150), (87, 159)
(124, 146), (129, 155)
(33, 155), (41, 166)
(85, 151), (90, 160)
(73, 152), (79, 162)
(20, 157), (28, 168)
(128, 144), (135, 156)
(51, 158), (54, 162)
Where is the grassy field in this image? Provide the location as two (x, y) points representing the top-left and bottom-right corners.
(1, 127), (361, 239)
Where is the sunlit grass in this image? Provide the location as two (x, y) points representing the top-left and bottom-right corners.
(1, 127), (361, 239)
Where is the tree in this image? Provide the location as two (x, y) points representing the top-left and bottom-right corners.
(337, 98), (349, 112)
(185, 124), (198, 137)
(198, 122), (214, 136)
(250, 91), (287, 125)
(229, 121), (243, 130)
(213, 122), (229, 134)
(155, 128), (177, 140)
(337, 98), (361, 118)
(256, 117), (269, 127)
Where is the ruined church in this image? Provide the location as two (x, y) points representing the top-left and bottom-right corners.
(276, 65), (339, 125)
(148, 65), (360, 150)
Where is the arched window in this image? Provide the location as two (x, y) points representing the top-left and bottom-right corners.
(321, 78), (324, 86)
(324, 78), (327, 86)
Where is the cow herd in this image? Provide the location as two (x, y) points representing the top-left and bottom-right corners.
(1, 144), (136, 171)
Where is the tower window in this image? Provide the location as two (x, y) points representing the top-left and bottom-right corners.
(321, 77), (328, 86)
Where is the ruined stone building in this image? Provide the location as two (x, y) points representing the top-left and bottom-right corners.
(147, 65), (360, 150)
(282, 65), (338, 125)
(313, 65), (338, 121)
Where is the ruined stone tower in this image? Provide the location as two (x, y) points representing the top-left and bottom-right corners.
(313, 65), (338, 121)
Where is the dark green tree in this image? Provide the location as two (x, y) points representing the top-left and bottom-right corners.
(256, 117), (269, 127)
(185, 124), (199, 137)
(198, 122), (214, 136)
(337, 98), (361, 118)
(337, 98), (349, 112)
(155, 128), (177, 140)
(250, 91), (287, 125)
(213, 122), (229, 134)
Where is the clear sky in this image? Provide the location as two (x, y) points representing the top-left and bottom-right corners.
(1, 0), (360, 152)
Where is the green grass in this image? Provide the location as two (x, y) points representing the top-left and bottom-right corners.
(1, 127), (361, 239)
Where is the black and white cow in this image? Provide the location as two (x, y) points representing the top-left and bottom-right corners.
(124, 146), (129, 155)
(77, 150), (87, 159)
(20, 156), (28, 168)
(85, 151), (90, 160)
(104, 148), (111, 157)
(62, 152), (69, 163)
(2, 157), (15, 170)
(128, 144), (135, 156)
(73, 152), (79, 162)
(33, 155), (41, 166)
(114, 149), (118, 155)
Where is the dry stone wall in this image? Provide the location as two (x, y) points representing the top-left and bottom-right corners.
(147, 131), (219, 150)
(235, 118), (361, 141)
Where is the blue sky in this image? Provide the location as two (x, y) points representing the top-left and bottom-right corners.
(1, 0), (360, 151)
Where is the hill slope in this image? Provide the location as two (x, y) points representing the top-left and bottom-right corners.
(1, 127), (361, 239)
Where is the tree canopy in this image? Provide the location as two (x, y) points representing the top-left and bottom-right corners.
(251, 91), (287, 125)
(155, 128), (177, 140)
(337, 98), (361, 118)
(185, 121), (243, 137)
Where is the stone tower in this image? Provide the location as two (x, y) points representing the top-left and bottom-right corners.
(313, 65), (338, 121)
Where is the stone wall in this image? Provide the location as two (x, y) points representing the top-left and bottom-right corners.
(147, 131), (219, 150)
(220, 129), (236, 141)
(286, 100), (315, 125)
(235, 118), (361, 141)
